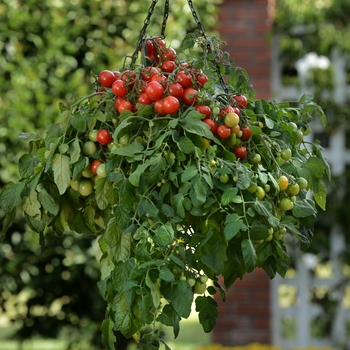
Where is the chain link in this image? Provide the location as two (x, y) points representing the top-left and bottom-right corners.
(161, 0), (170, 37)
(130, 0), (159, 68)
(186, 0), (229, 94)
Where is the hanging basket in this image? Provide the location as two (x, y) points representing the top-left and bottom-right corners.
(0, 0), (330, 349)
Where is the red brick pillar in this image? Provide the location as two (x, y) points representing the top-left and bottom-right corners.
(213, 0), (275, 345)
(213, 269), (271, 345)
(217, 0), (275, 100)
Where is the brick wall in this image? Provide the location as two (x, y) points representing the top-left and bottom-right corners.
(213, 269), (271, 345)
(217, 0), (275, 100)
(212, 0), (274, 345)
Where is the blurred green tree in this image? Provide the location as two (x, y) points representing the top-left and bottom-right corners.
(0, 0), (221, 348)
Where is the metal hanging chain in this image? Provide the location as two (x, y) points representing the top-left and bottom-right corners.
(161, 0), (170, 37)
(130, 0), (159, 68)
(186, 0), (229, 94)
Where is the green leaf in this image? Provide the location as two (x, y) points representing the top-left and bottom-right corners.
(23, 188), (41, 219)
(250, 220), (269, 240)
(313, 180), (327, 211)
(104, 218), (131, 262)
(241, 239), (257, 273)
(138, 198), (159, 219)
(111, 291), (142, 338)
(181, 166), (198, 182)
(154, 223), (174, 246)
(111, 142), (143, 157)
(37, 186), (59, 216)
(114, 204), (131, 231)
(70, 112), (87, 132)
(190, 178), (207, 207)
(19, 154), (39, 178)
(195, 295), (218, 333)
(72, 157), (88, 181)
(179, 110), (214, 140)
(0, 181), (25, 214)
(173, 193), (185, 218)
(129, 161), (149, 187)
(101, 319), (117, 350)
(156, 304), (180, 338)
(1, 207), (16, 239)
(177, 136), (195, 154)
(159, 267), (175, 283)
(94, 177), (115, 210)
(172, 280), (193, 318)
(254, 200), (272, 217)
(221, 187), (238, 206)
(69, 137), (81, 164)
(52, 153), (71, 195)
(292, 199), (316, 218)
(200, 235), (227, 275)
(224, 213), (243, 241)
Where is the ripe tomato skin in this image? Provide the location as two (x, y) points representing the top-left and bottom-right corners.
(203, 118), (218, 134)
(154, 99), (166, 115)
(117, 99), (133, 113)
(145, 39), (155, 56)
(90, 159), (103, 174)
(137, 92), (153, 105)
(196, 73), (209, 87)
(145, 81), (165, 101)
(241, 126), (253, 141)
(154, 37), (165, 47)
(161, 60), (176, 73)
(97, 129), (112, 145)
(161, 47), (177, 61)
(121, 70), (137, 86)
(168, 82), (184, 99)
(217, 124), (232, 139)
(176, 71), (193, 89)
(98, 70), (116, 88)
(233, 145), (247, 160)
(111, 79), (128, 97)
(182, 88), (198, 106)
(232, 94), (248, 108)
(163, 96), (180, 114)
(220, 105), (235, 118)
(196, 105), (212, 119)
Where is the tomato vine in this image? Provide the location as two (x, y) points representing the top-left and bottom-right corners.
(0, 27), (330, 350)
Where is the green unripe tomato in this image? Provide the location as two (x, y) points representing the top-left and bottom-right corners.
(297, 177), (308, 190)
(219, 173), (229, 184)
(251, 153), (261, 164)
(82, 167), (94, 178)
(186, 277), (196, 287)
(194, 281), (207, 294)
(82, 141), (97, 156)
(247, 183), (258, 194)
(255, 186), (265, 200)
(280, 148), (292, 161)
(78, 179), (94, 197)
(88, 130), (98, 142)
(200, 275), (208, 283)
(96, 163), (107, 178)
(279, 197), (294, 211)
(70, 179), (80, 191)
(179, 275), (187, 282)
(264, 184), (271, 193)
(287, 183), (300, 196)
(119, 134), (130, 146)
(296, 130), (304, 145)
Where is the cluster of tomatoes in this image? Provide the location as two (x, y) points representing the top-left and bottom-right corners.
(96, 37), (252, 160)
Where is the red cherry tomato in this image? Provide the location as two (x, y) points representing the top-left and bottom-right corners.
(203, 119), (218, 134)
(196, 105), (212, 119)
(141, 66), (159, 81)
(220, 105), (235, 119)
(145, 39), (155, 56)
(98, 70), (116, 88)
(154, 37), (165, 47)
(90, 159), (103, 174)
(182, 88), (198, 106)
(97, 129), (111, 145)
(196, 73), (209, 87)
(233, 146), (247, 160)
(137, 93), (153, 105)
(111, 79), (128, 97)
(117, 98), (133, 113)
(161, 60), (176, 73)
(161, 47), (177, 61)
(232, 94), (248, 108)
(154, 99), (166, 115)
(163, 96), (180, 114)
(151, 74), (167, 86)
(241, 126), (253, 141)
(145, 81), (165, 101)
(168, 82), (184, 99)
(121, 70), (137, 86)
(176, 71), (193, 89)
(217, 124), (232, 139)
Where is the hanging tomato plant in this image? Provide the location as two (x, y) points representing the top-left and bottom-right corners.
(0, 1), (330, 349)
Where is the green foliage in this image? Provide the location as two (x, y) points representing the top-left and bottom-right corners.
(0, 16), (329, 347)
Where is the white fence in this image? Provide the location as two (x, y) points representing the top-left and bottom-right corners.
(271, 49), (350, 349)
